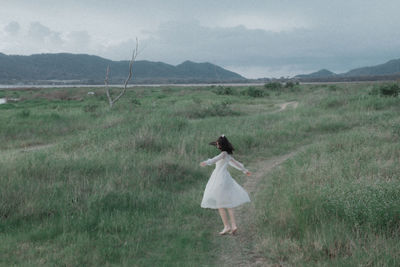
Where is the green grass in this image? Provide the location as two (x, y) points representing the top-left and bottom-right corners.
(0, 83), (399, 266)
(253, 84), (400, 266)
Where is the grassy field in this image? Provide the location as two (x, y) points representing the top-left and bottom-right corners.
(0, 83), (399, 266)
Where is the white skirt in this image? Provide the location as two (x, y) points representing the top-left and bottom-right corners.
(201, 168), (250, 209)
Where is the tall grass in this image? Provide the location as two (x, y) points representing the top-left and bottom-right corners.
(0, 84), (399, 265)
(254, 85), (400, 266)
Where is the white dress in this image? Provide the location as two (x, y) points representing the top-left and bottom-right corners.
(201, 151), (251, 209)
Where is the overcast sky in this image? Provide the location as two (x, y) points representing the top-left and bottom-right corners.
(1, 0), (400, 78)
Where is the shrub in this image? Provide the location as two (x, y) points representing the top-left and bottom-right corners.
(242, 86), (265, 97)
(379, 83), (400, 97)
(369, 84), (400, 97)
(50, 112), (61, 120)
(0, 103), (16, 109)
(284, 81), (295, 88)
(368, 86), (380, 96)
(131, 98), (141, 105)
(179, 101), (239, 118)
(157, 94), (167, 99)
(319, 96), (347, 109)
(191, 97), (202, 105)
(328, 85), (338, 91)
(18, 109), (31, 118)
(209, 101), (231, 115)
(213, 86), (234, 95)
(264, 82), (282, 91)
(83, 104), (98, 113)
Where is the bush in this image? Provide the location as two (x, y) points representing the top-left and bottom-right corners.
(209, 101), (232, 115)
(264, 82), (282, 91)
(319, 97), (347, 109)
(370, 83), (400, 97)
(83, 104), (98, 113)
(242, 86), (265, 97)
(284, 81), (295, 88)
(0, 103), (16, 109)
(379, 83), (400, 97)
(328, 85), (338, 91)
(179, 101), (239, 118)
(18, 109), (31, 118)
(191, 97), (202, 105)
(50, 112), (61, 120)
(131, 98), (141, 105)
(368, 87), (380, 96)
(213, 86), (234, 95)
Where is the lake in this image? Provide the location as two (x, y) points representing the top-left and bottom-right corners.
(0, 83), (263, 90)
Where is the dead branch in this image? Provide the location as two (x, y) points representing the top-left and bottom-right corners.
(105, 38), (138, 108)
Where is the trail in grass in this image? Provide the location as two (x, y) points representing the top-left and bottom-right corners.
(276, 101), (298, 112)
(215, 151), (298, 266)
(215, 101), (300, 266)
(19, 144), (55, 152)
(1, 143), (55, 154)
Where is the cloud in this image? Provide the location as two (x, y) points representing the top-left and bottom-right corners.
(1, 0), (400, 78)
(28, 22), (52, 41)
(1, 21), (87, 54)
(4, 21), (20, 35)
(136, 19), (400, 77)
(138, 20), (323, 76)
(27, 21), (63, 47)
(65, 30), (92, 52)
(1, 18), (399, 78)
(215, 14), (309, 32)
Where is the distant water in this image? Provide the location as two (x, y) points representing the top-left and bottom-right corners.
(0, 83), (262, 89)
(0, 84), (110, 89)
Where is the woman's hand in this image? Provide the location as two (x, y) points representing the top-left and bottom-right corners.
(200, 162), (207, 167)
(245, 171), (251, 176)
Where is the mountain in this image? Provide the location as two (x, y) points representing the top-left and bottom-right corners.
(295, 69), (336, 79)
(343, 59), (400, 77)
(0, 53), (246, 84)
(295, 58), (400, 81)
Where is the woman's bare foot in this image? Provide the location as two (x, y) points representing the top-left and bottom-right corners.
(230, 227), (238, 235)
(219, 227), (231, 235)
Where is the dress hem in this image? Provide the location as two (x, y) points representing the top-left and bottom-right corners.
(200, 200), (250, 209)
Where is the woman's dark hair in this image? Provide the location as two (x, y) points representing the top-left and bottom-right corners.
(209, 135), (234, 154)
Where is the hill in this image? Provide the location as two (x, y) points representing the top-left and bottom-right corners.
(0, 53), (246, 84)
(295, 69), (336, 79)
(295, 58), (400, 82)
(343, 58), (400, 77)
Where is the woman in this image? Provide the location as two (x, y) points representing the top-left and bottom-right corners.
(200, 135), (251, 235)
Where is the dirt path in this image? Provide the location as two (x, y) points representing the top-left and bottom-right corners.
(216, 151), (298, 266)
(20, 144), (55, 152)
(216, 100), (300, 266)
(1, 143), (55, 154)
(277, 101), (298, 112)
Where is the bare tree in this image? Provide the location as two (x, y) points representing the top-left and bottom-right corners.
(105, 38), (138, 108)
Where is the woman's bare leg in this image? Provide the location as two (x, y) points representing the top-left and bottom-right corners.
(218, 208), (231, 234)
(227, 208), (237, 233)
